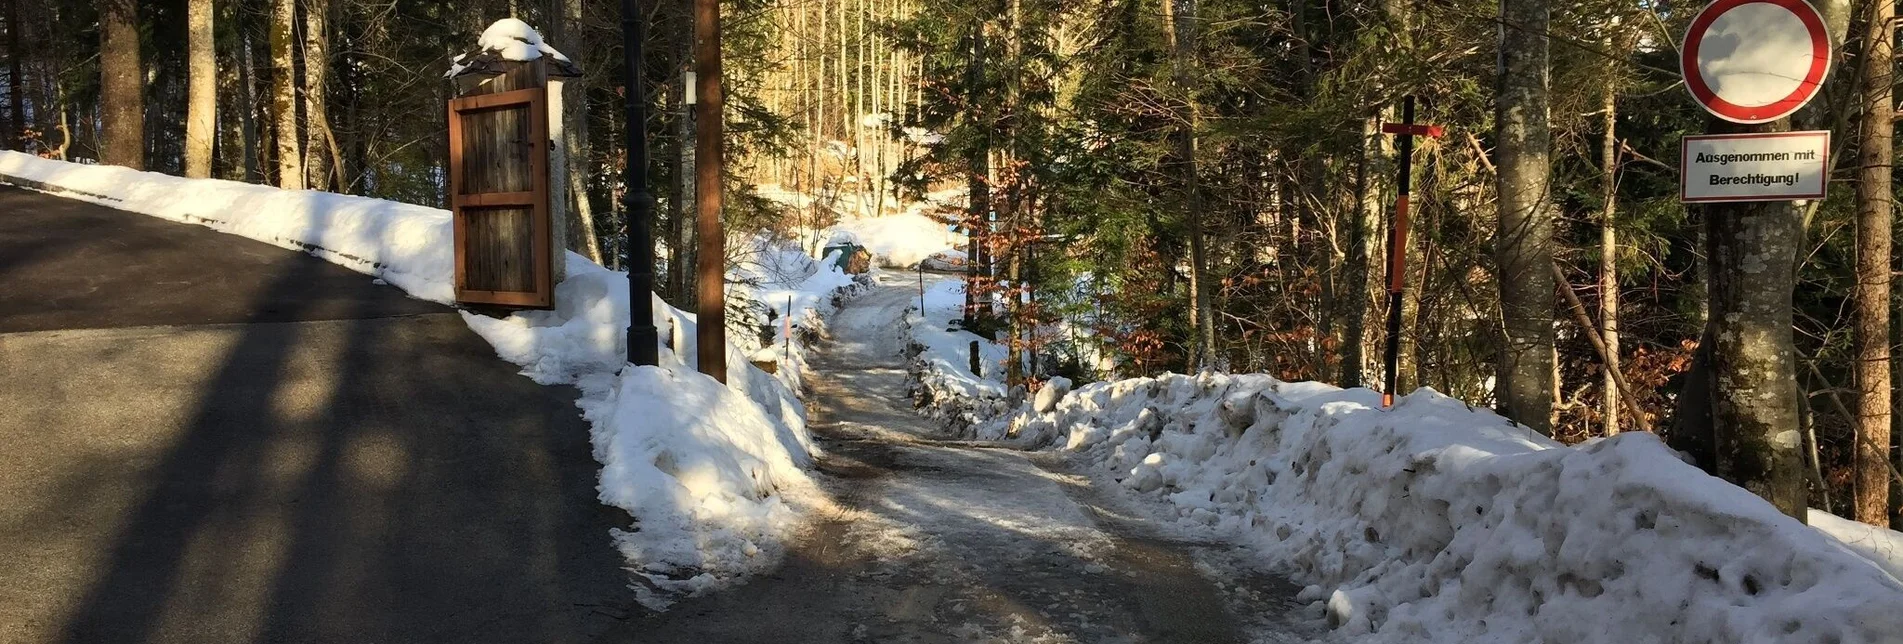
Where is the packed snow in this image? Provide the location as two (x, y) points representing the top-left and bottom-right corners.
(961, 373), (1903, 643)
(0, 152), (857, 609)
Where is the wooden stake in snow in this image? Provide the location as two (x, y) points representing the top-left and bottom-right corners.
(1377, 96), (1441, 409)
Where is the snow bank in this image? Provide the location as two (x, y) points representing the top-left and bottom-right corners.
(983, 374), (1903, 643)
(455, 253), (845, 609)
(730, 237), (866, 394)
(0, 153), (846, 609)
(827, 211), (965, 269)
(0, 151), (454, 302)
(758, 185), (968, 269)
(904, 279), (1010, 430)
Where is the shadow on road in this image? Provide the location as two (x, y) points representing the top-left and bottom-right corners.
(0, 191), (634, 644)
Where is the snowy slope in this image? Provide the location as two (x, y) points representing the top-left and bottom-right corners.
(0, 152), (848, 609)
(980, 374), (1903, 643)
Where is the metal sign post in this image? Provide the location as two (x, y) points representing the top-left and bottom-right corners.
(1378, 96), (1442, 408)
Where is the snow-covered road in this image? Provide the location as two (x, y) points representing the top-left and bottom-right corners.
(617, 273), (1318, 642)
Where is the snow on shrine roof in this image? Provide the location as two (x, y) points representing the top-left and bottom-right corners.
(446, 18), (582, 78)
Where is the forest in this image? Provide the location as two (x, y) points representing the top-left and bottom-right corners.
(2, 0), (1897, 530)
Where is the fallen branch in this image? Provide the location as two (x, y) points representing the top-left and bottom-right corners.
(1550, 260), (1655, 433)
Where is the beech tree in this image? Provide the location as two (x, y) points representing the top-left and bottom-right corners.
(97, 0), (143, 169)
(1493, 0), (1555, 435)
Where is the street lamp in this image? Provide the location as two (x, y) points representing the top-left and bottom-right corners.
(623, 0), (658, 366)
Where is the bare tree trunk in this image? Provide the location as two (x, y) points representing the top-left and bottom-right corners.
(1706, 117), (1808, 520)
(6, 0), (25, 149)
(676, 61), (697, 306)
(1165, 0), (1214, 370)
(1854, 0), (1893, 526)
(241, 30), (261, 183)
(694, 0), (727, 381)
(303, 0), (335, 190)
(1342, 118), (1381, 388)
(554, 0), (602, 263)
(1493, 0), (1554, 435)
(184, 0), (216, 177)
(98, 0), (144, 169)
(965, 26), (989, 321)
(1599, 76), (1620, 435)
(271, 0), (303, 189)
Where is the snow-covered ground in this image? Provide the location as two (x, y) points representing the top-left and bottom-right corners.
(950, 372), (1903, 643)
(0, 151), (854, 609)
(905, 278), (1011, 430)
(759, 184), (968, 269)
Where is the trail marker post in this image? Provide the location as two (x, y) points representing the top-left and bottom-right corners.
(1378, 96), (1442, 409)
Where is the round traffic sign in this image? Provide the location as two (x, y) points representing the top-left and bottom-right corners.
(1680, 0), (1832, 124)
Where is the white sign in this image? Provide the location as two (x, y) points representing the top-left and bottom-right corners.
(1680, 131), (1828, 203)
(1680, 0), (1832, 124)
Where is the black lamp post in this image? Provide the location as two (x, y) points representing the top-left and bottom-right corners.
(623, 0), (658, 366)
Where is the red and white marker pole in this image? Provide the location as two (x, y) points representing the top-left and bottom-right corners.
(1378, 96), (1442, 408)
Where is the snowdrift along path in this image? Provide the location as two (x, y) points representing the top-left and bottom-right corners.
(609, 273), (1319, 643)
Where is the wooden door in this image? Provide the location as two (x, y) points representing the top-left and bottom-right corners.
(448, 87), (553, 308)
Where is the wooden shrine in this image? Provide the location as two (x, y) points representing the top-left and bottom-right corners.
(447, 52), (581, 309)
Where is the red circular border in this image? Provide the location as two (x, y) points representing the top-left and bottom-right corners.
(1680, 0), (1832, 124)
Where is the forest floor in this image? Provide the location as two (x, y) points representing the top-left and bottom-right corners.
(610, 275), (1322, 643)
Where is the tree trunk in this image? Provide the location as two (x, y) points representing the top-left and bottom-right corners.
(676, 62), (698, 307)
(6, 0), (24, 149)
(271, 0), (303, 189)
(1706, 120), (1807, 520)
(694, 0), (727, 382)
(559, 0), (603, 264)
(1854, 0), (1893, 526)
(1341, 118), (1380, 388)
(1492, 0), (1555, 435)
(241, 30), (262, 183)
(964, 26), (989, 321)
(1165, 0), (1214, 370)
(98, 0), (144, 169)
(303, 0), (335, 190)
(1599, 74), (1620, 435)
(184, 0), (216, 178)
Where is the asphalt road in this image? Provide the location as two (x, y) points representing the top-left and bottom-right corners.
(0, 186), (635, 644)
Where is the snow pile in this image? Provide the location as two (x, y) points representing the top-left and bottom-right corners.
(982, 373), (1903, 643)
(476, 18), (571, 62)
(758, 185), (968, 269)
(446, 18), (573, 77)
(456, 250), (852, 608)
(0, 151), (454, 302)
(904, 279), (1010, 431)
(729, 236), (867, 394)
(827, 211), (965, 269)
(0, 153), (846, 609)
(1810, 509), (1903, 580)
